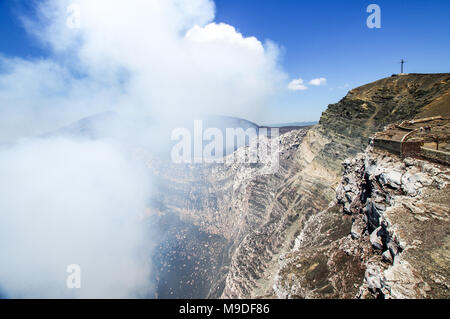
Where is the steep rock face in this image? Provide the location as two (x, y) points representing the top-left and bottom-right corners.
(221, 129), (341, 298)
(248, 74), (450, 299)
(148, 128), (341, 298)
(274, 147), (449, 299)
(319, 73), (450, 149)
(147, 73), (450, 298)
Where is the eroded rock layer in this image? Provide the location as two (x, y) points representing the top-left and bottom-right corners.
(149, 73), (450, 298)
(275, 147), (449, 299)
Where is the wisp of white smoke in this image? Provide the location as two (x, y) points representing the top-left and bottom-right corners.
(0, 0), (286, 298)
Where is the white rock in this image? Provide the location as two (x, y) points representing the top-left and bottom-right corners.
(382, 250), (393, 264)
(351, 220), (364, 239)
(370, 227), (384, 250)
(365, 265), (384, 292)
(379, 171), (403, 189)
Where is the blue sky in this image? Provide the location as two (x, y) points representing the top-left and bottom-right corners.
(215, 0), (450, 123)
(1, 0), (449, 124)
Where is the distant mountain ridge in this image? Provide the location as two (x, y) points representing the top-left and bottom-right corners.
(43, 111), (318, 141)
(43, 112), (262, 139)
(266, 121), (318, 128)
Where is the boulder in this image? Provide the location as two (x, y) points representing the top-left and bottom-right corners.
(378, 171), (402, 189)
(403, 157), (416, 167)
(382, 250), (393, 264)
(365, 265), (384, 293)
(370, 227), (384, 250)
(387, 239), (401, 257)
(343, 202), (351, 214)
(364, 201), (381, 231)
(351, 219), (365, 239)
(345, 191), (357, 204)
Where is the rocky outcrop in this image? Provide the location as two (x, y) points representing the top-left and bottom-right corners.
(319, 73), (450, 149)
(148, 128), (342, 298)
(147, 73), (450, 299)
(231, 74), (450, 299)
(274, 146), (449, 299)
(221, 129), (341, 298)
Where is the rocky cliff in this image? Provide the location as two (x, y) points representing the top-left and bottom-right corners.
(148, 73), (450, 298)
(319, 73), (450, 149)
(221, 73), (450, 299)
(274, 146), (449, 298)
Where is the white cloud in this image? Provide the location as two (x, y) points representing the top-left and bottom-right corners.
(185, 23), (264, 53)
(0, 137), (153, 298)
(2, 0), (285, 141)
(0, 0), (288, 298)
(309, 77), (327, 86)
(287, 78), (308, 91)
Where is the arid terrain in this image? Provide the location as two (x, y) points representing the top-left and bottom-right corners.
(43, 73), (450, 299)
(145, 73), (450, 299)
